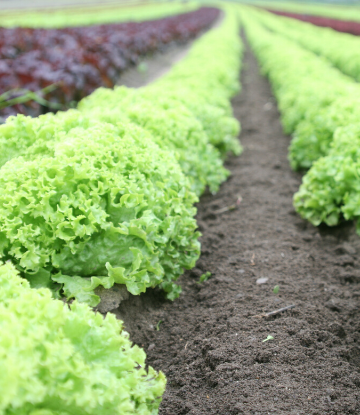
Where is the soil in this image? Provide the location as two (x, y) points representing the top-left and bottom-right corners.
(117, 42), (193, 88)
(113, 42), (360, 414)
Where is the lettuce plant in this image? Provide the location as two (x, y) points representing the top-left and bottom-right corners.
(0, 123), (199, 305)
(0, 110), (94, 168)
(78, 87), (229, 195)
(0, 261), (166, 415)
(243, 9), (360, 235)
(289, 95), (360, 170)
(294, 123), (360, 233)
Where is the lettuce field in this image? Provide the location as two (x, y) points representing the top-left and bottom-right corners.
(1, 2), (360, 414)
(0, 7), (218, 118)
(268, 9), (360, 36)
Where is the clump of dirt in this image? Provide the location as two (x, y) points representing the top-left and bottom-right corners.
(112, 44), (360, 414)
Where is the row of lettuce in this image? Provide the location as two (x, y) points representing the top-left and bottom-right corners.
(0, 2), (197, 28)
(241, 6), (360, 234)
(267, 9), (360, 36)
(255, 10), (360, 82)
(0, 8), (219, 119)
(0, 8), (243, 415)
(252, 0), (360, 22)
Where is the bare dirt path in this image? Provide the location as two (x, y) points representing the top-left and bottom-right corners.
(113, 41), (360, 415)
(117, 12), (223, 89)
(116, 43), (193, 88)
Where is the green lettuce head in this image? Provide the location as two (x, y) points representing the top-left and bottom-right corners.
(0, 261), (166, 415)
(0, 122), (200, 305)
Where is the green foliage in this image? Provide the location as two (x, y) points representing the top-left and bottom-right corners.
(198, 271), (212, 283)
(241, 8), (360, 170)
(242, 8), (360, 235)
(0, 261), (166, 414)
(0, 110), (93, 168)
(253, 0), (360, 22)
(289, 96), (360, 170)
(242, 8), (360, 234)
(0, 8), (243, 413)
(0, 9), (242, 304)
(0, 123), (199, 305)
(251, 10), (360, 170)
(294, 123), (360, 233)
(148, 12), (242, 157)
(262, 335), (274, 342)
(256, 10), (360, 82)
(78, 87), (230, 196)
(79, 11), (243, 193)
(0, 2), (197, 28)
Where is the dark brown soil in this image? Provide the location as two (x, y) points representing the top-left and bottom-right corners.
(114, 43), (360, 414)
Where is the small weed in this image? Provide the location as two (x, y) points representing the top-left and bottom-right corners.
(155, 320), (163, 331)
(198, 271), (212, 283)
(273, 285), (280, 294)
(262, 335), (274, 343)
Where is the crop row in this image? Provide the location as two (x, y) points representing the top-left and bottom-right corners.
(256, 9), (360, 82)
(0, 7), (219, 119)
(0, 8), (243, 413)
(0, 2), (197, 29)
(254, 1), (360, 22)
(241, 7), (360, 235)
(268, 9), (360, 36)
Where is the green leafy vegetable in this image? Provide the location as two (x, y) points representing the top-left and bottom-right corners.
(78, 88), (230, 196)
(294, 123), (360, 234)
(0, 261), (166, 414)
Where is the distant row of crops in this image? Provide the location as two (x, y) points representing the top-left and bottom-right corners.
(269, 9), (360, 36)
(0, 1), (197, 28)
(252, 0), (360, 22)
(242, 6), (360, 235)
(0, 7), (218, 119)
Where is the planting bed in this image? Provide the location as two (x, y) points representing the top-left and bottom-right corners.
(113, 43), (360, 415)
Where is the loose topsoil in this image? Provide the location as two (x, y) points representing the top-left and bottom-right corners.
(113, 41), (360, 414)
